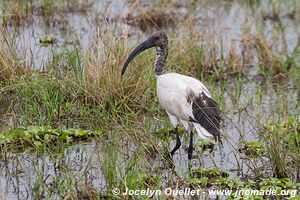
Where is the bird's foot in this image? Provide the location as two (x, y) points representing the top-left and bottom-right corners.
(184, 148), (197, 159)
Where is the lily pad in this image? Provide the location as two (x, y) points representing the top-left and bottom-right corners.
(39, 36), (57, 45)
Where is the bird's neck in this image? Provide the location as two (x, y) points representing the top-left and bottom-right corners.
(154, 46), (168, 76)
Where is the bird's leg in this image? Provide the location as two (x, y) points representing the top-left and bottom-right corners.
(188, 130), (194, 172)
(164, 127), (181, 167)
(170, 127), (181, 156)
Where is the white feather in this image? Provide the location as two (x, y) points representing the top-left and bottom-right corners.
(157, 73), (214, 140)
(193, 123), (214, 140)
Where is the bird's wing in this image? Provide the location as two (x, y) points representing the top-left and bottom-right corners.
(156, 73), (221, 142)
(180, 75), (212, 98)
(186, 88), (222, 142)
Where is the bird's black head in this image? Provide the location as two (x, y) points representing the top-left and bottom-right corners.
(121, 31), (168, 76)
(148, 31), (168, 49)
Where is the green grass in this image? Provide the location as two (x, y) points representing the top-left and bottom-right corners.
(260, 119), (300, 179)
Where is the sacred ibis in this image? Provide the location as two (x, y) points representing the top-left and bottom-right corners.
(121, 31), (221, 165)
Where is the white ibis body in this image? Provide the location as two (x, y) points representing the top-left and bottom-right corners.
(121, 31), (221, 164)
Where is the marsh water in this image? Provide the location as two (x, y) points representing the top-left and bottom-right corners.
(0, 0), (299, 199)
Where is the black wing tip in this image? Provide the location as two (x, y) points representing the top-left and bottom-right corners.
(191, 91), (222, 144)
(214, 129), (222, 145)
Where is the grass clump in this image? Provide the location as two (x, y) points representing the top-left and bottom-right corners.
(82, 31), (151, 113)
(0, 29), (154, 129)
(254, 34), (300, 82)
(0, 27), (28, 81)
(125, 3), (187, 32)
(0, 0), (92, 27)
(259, 118), (300, 180)
(1, 74), (80, 127)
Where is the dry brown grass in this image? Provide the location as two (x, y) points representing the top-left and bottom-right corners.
(0, 28), (27, 81)
(1, 0), (92, 28)
(1, 1), (27, 26)
(125, 3), (187, 32)
(254, 34), (288, 79)
(82, 28), (150, 111)
(165, 31), (248, 81)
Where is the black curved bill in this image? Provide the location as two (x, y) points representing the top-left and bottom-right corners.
(121, 38), (155, 76)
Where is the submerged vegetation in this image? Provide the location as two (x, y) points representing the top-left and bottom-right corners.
(0, 0), (299, 199)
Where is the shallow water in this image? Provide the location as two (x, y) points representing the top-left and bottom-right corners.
(1, 81), (297, 199)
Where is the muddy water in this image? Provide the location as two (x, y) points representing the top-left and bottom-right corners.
(0, 0), (299, 199)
